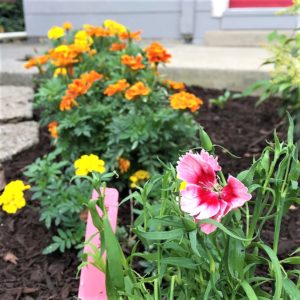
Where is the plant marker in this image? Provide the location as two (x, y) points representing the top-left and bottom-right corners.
(78, 188), (119, 300)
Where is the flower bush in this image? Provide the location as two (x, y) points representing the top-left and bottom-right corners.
(24, 20), (203, 252)
(26, 20), (202, 186)
(23, 151), (91, 254)
(80, 119), (300, 299)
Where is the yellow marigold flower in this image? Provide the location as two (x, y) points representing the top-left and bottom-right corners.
(0, 180), (30, 214)
(135, 170), (150, 180)
(130, 182), (137, 189)
(125, 81), (150, 100)
(129, 170), (150, 189)
(118, 157), (130, 173)
(74, 30), (93, 47)
(48, 26), (65, 40)
(103, 19), (127, 35)
(169, 91), (203, 113)
(53, 67), (67, 77)
(74, 154), (105, 176)
(104, 79), (129, 97)
(63, 22), (73, 31)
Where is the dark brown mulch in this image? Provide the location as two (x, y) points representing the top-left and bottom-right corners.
(0, 208), (79, 300)
(189, 86), (284, 175)
(0, 87), (299, 299)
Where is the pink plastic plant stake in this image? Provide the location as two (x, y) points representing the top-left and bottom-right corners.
(78, 188), (119, 300)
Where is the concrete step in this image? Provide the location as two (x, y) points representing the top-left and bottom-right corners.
(0, 41), (48, 86)
(0, 121), (39, 163)
(0, 86), (34, 123)
(160, 44), (272, 92)
(204, 30), (293, 47)
(1, 41), (272, 93)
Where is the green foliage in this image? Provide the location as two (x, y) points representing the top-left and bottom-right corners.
(23, 150), (91, 253)
(30, 22), (200, 187)
(81, 120), (300, 299)
(209, 90), (237, 109)
(244, 30), (300, 116)
(24, 21), (202, 253)
(0, 0), (24, 32)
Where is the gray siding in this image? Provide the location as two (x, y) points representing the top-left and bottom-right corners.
(23, 0), (183, 39)
(23, 0), (299, 43)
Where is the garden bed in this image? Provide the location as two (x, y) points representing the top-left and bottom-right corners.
(1, 87), (299, 299)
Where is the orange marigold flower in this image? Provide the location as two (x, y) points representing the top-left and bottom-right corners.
(49, 45), (79, 67)
(89, 49), (97, 56)
(104, 79), (129, 97)
(125, 81), (150, 100)
(24, 55), (49, 69)
(59, 95), (77, 111)
(121, 54), (145, 70)
(59, 71), (102, 111)
(63, 22), (73, 31)
(48, 121), (59, 138)
(67, 79), (89, 97)
(164, 79), (185, 91)
(110, 42), (126, 51)
(119, 30), (142, 41)
(169, 91), (203, 113)
(84, 24), (112, 37)
(118, 157), (130, 173)
(80, 70), (103, 83)
(145, 42), (171, 64)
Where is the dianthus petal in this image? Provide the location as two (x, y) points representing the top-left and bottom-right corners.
(222, 175), (252, 209)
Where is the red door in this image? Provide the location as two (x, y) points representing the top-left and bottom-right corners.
(230, 0), (293, 7)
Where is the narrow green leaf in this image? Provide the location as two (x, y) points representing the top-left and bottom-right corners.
(257, 243), (283, 300)
(189, 230), (201, 257)
(103, 216), (125, 292)
(161, 257), (198, 270)
(281, 257), (300, 265)
(198, 219), (252, 241)
(240, 280), (258, 300)
(282, 278), (300, 300)
(133, 227), (185, 240)
(287, 112), (294, 145)
(237, 160), (260, 186)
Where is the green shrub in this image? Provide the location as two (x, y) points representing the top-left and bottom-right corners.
(0, 0), (24, 32)
(23, 150), (91, 253)
(24, 20), (203, 252)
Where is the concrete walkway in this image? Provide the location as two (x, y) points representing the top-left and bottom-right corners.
(0, 85), (39, 163)
(163, 44), (271, 91)
(0, 41), (272, 91)
(0, 84), (39, 188)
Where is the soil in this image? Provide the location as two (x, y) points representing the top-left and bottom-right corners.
(0, 87), (299, 299)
